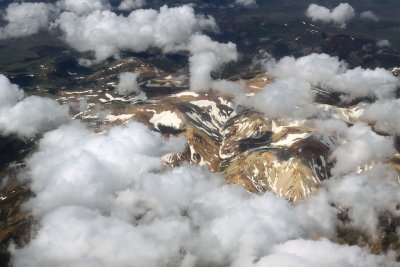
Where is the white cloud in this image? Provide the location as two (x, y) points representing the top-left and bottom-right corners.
(330, 123), (396, 177)
(210, 79), (246, 101)
(308, 119), (400, 237)
(57, 0), (109, 16)
(249, 77), (315, 119)
(235, 0), (256, 7)
(257, 238), (394, 267)
(0, 2), (57, 39)
(56, 5), (217, 62)
(311, 119), (349, 139)
(0, 75), (69, 139)
(266, 53), (344, 85)
(22, 121), (186, 216)
(360, 10), (379, 22)
(0, 96), (70, 139)
(11, 205), (192, 267)
(116, 72), (140, 95)
(306, 4), (332, 23)
(376, 39), (391, 48)
(118, 0), (146, 11)
(0, 74), (24, 107)
(11, 117), (397, 267)
(238, 53), (398, 120)
(188, 34), (237, 92)
(333, 67), (399, 100)
(361, 99), (400, 135)
(306, 3), (355, 28)
(266, 53), (399, 101)
(326, 164), (400, 237)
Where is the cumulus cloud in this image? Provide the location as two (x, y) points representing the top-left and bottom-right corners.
(304, 118), (400, 238)
(266, 53), (399, 101)
(235, 0), (256, 7)
(118, 0), (146, 11)
(210, 79), (246, 101)
(188, 34), (238, 92)
(240, 53), (398, 120)
(330, 123), (396, 177)
(10, 117), (397, 267)
(0, 74), (23, 107)
(257, 238), (394, 267)
(0, 2), (57, 39)
(309, 119), (400, 237)
(266, 53), (344, 85)
(0, 96), (70, 139)
(361, 99), (400, 135)
(311, 119), (349, 138)
(0, 75), (69, 139)
(56, 5), (217, 62)
(306, 3), (355, 28)
(360, 10), (379, 22)
(326, 164), (400, 237)
(249, 77), (315, 119)
(333, 67), (399, 100)
(376, 39), (391, 48)
(22, 121), (186, 215)
(12, 205), (192, 267)
(116, 72), (140, 95)
(56, 0), (109, 16)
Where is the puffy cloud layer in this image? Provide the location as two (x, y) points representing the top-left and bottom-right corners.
(0, 75), (69, 139)
(57, 5), (217, 62)
(223, 53), (398, 123)
(2, 50), (397, 266)
(11, 119), (398, 267)
(243, 52), (398, 124)
(266, 53), (399, 101)
(22, 121), (185, 215)
(306, 3), (355, 28)
(116, 72), (140, 95)
(0, 2), (56, 39)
